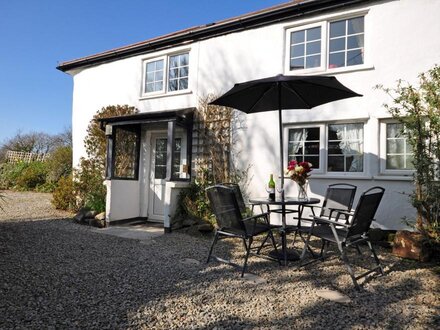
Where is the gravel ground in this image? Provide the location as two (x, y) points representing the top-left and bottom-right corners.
(0, 190), (439, 329)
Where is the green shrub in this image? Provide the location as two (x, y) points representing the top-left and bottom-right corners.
(15, 161), (48, 190)
(0, 162), (27, 189)
(46, 146), (72, 183)
(52, 175), (77, 211)
(75, 158), (106, 213)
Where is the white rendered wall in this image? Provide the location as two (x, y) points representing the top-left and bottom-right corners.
(69, 0), (440, 228)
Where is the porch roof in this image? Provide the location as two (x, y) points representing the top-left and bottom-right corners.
(98, 108), (195, 130)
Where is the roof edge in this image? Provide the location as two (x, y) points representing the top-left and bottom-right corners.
(57, 0), (371, 73)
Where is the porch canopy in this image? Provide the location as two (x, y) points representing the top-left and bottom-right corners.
(98, 108), (194, 181)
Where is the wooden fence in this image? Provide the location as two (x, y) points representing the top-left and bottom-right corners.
(5, 150), (49, 163)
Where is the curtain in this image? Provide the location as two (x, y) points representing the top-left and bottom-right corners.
(335, 124), (363, 172)
(290, 129), (308, 155)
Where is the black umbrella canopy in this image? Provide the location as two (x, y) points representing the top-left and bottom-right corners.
(210, 74), (362, 112)
(209, 74), (361, 203)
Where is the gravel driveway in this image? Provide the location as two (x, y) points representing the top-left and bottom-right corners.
(0, 190), (439, 329)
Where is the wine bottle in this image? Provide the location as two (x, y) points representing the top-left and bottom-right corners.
(268, 174), (275, 201)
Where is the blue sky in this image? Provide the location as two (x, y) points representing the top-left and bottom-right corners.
(0, 0), (285, 144)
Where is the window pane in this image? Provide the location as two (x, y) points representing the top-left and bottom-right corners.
(329, 52), (345, 68)
(180, 54), (189, 66)
(290, 57), (304, 70)
(306, 55), (321, 68)
(328, 156), (345, 171)
(304, 142), (319, 154)
(168, 79), (178, 91)
(307, 27), (321, 41)
(113, 127), (139, 179)
(154, 82), (163, 91)
(179, 78), (188, 90)
(146, 72), (154, 83)
(406, 155), (415, 169)
(147, 62), (156, 71)
(330, 20), (346, 38)
(347, 49), (363, 66)
(307, 127), (320, 140)
(179, 67), (189, 77)
(386, 155), (403, 170)
(328, 123), (364, 173)
(347, 155), (363, 172)
(292, 44), (305, 57)
(154, 70), (163, 81)
(169, 56), (179, 68)
(387, 139), (404, 154)
(306, 41), (320, 55)
(330, 38), (345, 52)
(169, 68), (178, 79)
(291, 30), (304, 44)
(155, 166), (166, 179)
(348, 17), (364, 34)
(156, 60), (163, 70)
(387, 123), (401, 138)
(348, 35), (364, 49)
(288, 127), (320, 169)
(146, 83), (154, 93)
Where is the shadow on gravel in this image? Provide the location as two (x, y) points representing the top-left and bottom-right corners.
(1, 218), (438, 329)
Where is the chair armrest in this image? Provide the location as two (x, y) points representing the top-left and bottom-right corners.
(242, 212), (271, 235)
(311, 216), (350, 228)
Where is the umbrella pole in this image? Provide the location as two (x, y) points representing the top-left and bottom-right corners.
(278, 83), (284, 200)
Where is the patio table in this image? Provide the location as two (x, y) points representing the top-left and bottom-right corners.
(249, 196), (320, 266)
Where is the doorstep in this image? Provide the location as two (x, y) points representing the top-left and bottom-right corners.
(90, 221), (164, 241)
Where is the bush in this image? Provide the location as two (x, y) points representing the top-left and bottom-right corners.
(15, 161), (48, 190)
(46, 146), (72, 183)
(75, 158), (106, 213)
(52, 175), (77, 210)
(0, 162), (24, 189)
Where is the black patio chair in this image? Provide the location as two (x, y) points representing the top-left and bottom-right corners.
(299, 186), (385, 289)
(206, 185), (280, 277)
(307, 183), (357, 222)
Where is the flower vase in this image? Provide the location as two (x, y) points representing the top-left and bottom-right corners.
(297, 180), (308, 200)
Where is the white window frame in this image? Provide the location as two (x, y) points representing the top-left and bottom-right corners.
(286, 125), (324, 173)
(327, 122), (364, 173)
(379, 119), (415, 176)
(285, 121), (366, 176)
(284, 10), (369, 75)
(328, 16), (365, 69)
(141, 50), (190, 98)
(285, 22), (326, 74)
(143, 57), (166, 96)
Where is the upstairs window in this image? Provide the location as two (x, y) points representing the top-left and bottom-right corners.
(168, 53), (189, 92)
(145, 59), (164, 93)
(285, 14), (366, 73)
(329, 16), (364, 69)
(143, 52), (189, 96)
(290, 27), (322, 70)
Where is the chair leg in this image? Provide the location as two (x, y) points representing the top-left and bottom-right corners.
(340, 248), (360, 290)
(256, 231), (271, 254)
(367, 241), (384, 275)
(242, 237), (253, 277)
(207, 231), (219, 264)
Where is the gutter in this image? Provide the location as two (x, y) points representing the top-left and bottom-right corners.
(57, 0), (373, 72)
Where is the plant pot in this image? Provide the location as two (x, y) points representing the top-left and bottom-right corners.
(392, 230), (432, 262)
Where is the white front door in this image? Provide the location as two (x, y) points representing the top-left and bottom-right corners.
(148, 134), (183, 222)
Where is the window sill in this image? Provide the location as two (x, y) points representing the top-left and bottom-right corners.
(308, 173), (373, 180)
(140, 89), (192, 100)
(286, 64), (374, 76)
(373, 175), (413, 182)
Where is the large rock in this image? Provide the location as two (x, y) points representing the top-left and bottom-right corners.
(73, 208), (90, 224)
(392, 230), (432, 262)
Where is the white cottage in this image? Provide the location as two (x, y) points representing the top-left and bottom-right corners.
(57, 0), (440, 231)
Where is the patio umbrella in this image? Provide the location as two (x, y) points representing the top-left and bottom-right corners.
(210, 74), (362, 194)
